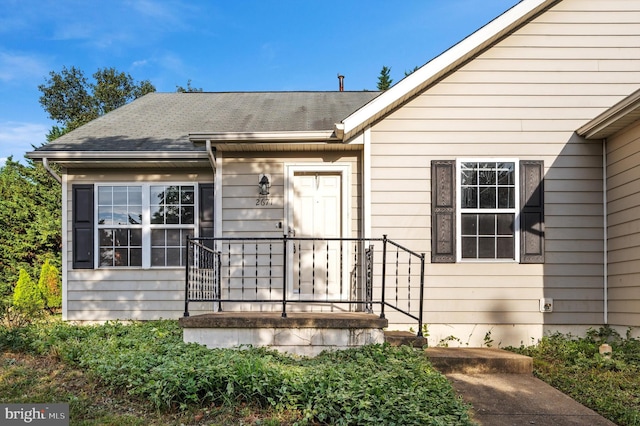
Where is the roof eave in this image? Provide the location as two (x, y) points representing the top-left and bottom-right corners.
(189, 130), (340, 143)
(340, 0), (559, 140)
(26, 150), (207, 160)
(577, 89), (640, 140)
(26, 150), (210, 168)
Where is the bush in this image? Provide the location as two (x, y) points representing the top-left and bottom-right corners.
(11, 269), (44, 325)
(508, 328), (640, 425)
(37, 259), (61, 311)
(0, 320), (472, 425)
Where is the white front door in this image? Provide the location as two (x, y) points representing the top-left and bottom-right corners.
(286, 165), (350, 301)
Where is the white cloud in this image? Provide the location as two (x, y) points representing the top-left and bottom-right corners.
(51, 21), (94, 41)
(132, 59), (149, 68)
(0, 51), (49, 83)
(0, 121), (49, 162)
(126, 0), (198, 30)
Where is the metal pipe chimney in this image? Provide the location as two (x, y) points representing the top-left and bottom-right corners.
(338, 74), (344, 91)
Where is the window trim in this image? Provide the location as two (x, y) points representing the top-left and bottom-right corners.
(456, 158), (520, 263)
(95, 182), (199, 269)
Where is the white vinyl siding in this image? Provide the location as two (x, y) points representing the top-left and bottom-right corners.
(214, 152), (360, 313)
(65, 169), (213, 321)
(606, 120), (640, 327)
(368, 0), (640, 341)
(219, 152), (360, 239)
(64, 154), (361, 321)
(60, 0), (640, 345)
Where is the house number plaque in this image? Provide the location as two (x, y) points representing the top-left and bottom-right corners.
(256, 196), (273, 206)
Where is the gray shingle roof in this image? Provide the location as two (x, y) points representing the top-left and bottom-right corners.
(35, 91), (380, 152)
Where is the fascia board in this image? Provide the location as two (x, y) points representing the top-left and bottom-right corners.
(26, 151), (207, 160)
(577, 89), (640, 139)
(340, 0), (556, 139)
(189, 130), (337, 143)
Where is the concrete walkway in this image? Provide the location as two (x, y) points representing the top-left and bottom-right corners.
(424, 348), (616, 426)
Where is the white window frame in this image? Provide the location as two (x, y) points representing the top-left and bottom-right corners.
(95, 182), (199, 269)
(456, 158), (520, 262)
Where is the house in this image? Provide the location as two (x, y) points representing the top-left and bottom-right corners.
(28, 0), (640, 347)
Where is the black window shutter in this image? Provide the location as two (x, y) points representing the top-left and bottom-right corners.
(431, 160), (456, 263)
(72, 184), (94, 269)
(520, 160), (545, 263)
(199, 183), (215, 247)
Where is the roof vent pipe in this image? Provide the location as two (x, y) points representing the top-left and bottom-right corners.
(338, 74), (344, 92)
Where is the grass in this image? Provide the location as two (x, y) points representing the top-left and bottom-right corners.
(0, 319), (472, 425)
(0, 351), (300, 425)
(507, 326), (640, 426)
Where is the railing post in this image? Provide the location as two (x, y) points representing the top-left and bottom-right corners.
(380, 234), (387, 319)
(365, 245), (374, 313)
(417, 253), (425, 338)
(216, 249), (223, 312)
(184, 235), (191, 317)
(282, 234), (288, 318)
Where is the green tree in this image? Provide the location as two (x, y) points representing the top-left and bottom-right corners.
(37, 259), (61, 311)
(12, 269), (44, 321)
(4, 65), (156, 294)
(0, 157), (61, 323)
(37, 66), (94, 132)
(46, 125), (69, 142)
(176, 79), (203, 93)
(377, 66), (393, 90)
(92, 67), (156, 115)
(0, 158), (61, 293)
(404, 66), (420, 77)
(0, 67), (156, 321)
(38, 66), (156, 133)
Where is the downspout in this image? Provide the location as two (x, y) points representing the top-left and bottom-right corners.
(363, 127), (372, 238)
(205, 139), (223, 243)
(42, 158), (62, 184)
(602, 138), (608, 325)
(206, 139), (216, 176)
(205, 139), (217, 241)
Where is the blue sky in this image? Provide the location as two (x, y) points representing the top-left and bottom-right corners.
(0, 0), (521, 164)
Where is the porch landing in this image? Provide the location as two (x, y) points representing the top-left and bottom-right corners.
(179, 312), (389, 357)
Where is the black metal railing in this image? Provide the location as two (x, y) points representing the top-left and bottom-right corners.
(184, 235), (425, 336)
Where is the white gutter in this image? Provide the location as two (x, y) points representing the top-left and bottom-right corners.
(42, 157), (61, 184)
(205, 139), (223, 245)
(189, 130), (338, 143)
(577, 89), (640, 139)
(28, 151), (207, 160)
(602, 139), (608, 325)
(205, 140), (216, 173)
(214, 151), (222, 241)
(61, 173), (68, 320)
(363, 127), (372, 238)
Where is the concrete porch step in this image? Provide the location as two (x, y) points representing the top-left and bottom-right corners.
(424, 347), (533, 374)
(383, 330), (427, 347)
(179, 312), (389, 357)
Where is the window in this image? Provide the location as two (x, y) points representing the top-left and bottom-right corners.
(96, 184), (196, 268)
(150, 185), (194, 267)
(458, 160), (518, 261)
(431, 159), (544, 264)
(98, 186), (143, 267)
